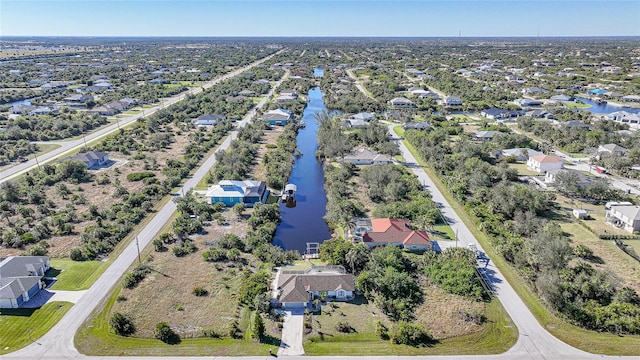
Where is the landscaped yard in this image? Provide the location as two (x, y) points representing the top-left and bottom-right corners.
(47, 259), (108, 291)
(0, 302), (73, 355)
(507, 162), (542, 176)
(430, 224), (456, 241)
(304, 295), (515, 355)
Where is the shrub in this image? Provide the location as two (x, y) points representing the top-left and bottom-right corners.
(192, 286), (208, 296)
(202, 328), (222, 338)
(335, 320), (355, 333)
(154, 322), (179, 343)
(116, 295), (127, 302)
(126, 172), (156, 182)
(391, 321), (434, 346)
(69, 247), (86, 261)
(109, 312), (136, 336)
(122, 264), (152, 289)
(252, 312), (266, 340)
(458, 310), (487, 325)
(375, 320), (389, 340)
(573, 244), (594, 259)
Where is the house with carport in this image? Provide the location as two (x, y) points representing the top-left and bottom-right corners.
(276, 267), (356, 311)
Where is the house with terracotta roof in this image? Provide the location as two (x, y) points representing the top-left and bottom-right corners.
(276, 267), (356, 311)
(356, 218), (431, 251)
(526, 155), (564, 174)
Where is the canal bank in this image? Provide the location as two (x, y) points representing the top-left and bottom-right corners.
(272, 85), (332, 254)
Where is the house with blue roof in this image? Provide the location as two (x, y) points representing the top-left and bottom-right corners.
(205, 180), (269, 207)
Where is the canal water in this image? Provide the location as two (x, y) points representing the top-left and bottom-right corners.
(575, 97), (640, 115)
(272, 84), (332, 254)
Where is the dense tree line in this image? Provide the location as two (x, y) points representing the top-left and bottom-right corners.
(263, 122), (299, 190)
(404, 125), (640, 334)
(0, 109), (108, 142)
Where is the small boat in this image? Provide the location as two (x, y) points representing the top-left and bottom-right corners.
(281, 183), (297, 207)
(299, 121), (306, 128)
(594, 97), (607, 105)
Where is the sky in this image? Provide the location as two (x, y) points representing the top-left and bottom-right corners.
(0, 0), (638, 37)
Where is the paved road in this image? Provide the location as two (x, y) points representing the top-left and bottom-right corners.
(0, 49), (284, 184)
(1, 69), (289, 360)
(386, 124), (602, 360)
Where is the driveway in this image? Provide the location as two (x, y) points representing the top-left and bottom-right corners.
(278, 311), (304, 356)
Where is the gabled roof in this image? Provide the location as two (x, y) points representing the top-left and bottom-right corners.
(206, 180), (266, 199)
(610, 205), (640, 222)
(0, 256), (49, 278)
(66, 151), (108, 164)
(363, 218), (430, 246)
(278, 273), (356, 303)
(529, 155), (563, 164)
(599, 144), (628, 153)
(474, 130), (501, 139)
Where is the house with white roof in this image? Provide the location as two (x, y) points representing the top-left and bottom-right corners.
(606, 204), (640, 233)
(205, 180), (268, 207)
(527, 155), (564, 173)
(607, 111), (640, 125)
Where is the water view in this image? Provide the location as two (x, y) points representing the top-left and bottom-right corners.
(272, 84), (332, 254)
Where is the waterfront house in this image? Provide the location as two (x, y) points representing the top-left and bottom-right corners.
(341, 148), (393, 165)
(276, 267), (356, 311)
(353, 218), (431, 251)
(261, 108), (293, 126)
(205, 180), (268, 207)
(0, 256), (50, 308)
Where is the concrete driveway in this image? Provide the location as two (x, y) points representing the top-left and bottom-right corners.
(278, 311), (304, 356)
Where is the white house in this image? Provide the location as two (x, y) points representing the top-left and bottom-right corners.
(342, 148), (393, 165)
(0, 256), (50, 308)
(606, 205), (640, 233)
(607, 111), (640, 124)
(527, 155), (564, 173)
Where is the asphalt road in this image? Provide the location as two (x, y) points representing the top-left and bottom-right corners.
(0, 49), (284, 184)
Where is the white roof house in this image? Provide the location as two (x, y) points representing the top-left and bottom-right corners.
(527, 155), (564, 173)
(606, 205), (640, 233)
(607, 111), (640, 124)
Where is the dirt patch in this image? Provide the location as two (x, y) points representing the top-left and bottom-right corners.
(248, 126), (284, 181)
(113, 210), (253, 338)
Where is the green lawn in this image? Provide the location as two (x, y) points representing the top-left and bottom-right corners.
(507, 162), (542, 176)
(47, 259), (108, 291)
(431, 224), (456, 241)
(0, 302), (73, 355)
(393, 125), (405, 137)
(399, 136), (640, 355)
(562, 102), (591, 109)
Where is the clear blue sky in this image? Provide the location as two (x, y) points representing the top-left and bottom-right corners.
(1, 1), (638, 37)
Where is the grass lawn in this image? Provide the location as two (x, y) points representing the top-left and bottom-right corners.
(0, 302), (73, 355)
(285, 259), (327, 271)
(507, 162), (542, 176)
(304, 297), (515, 355)
(399, 136), (640, 355)
(47, 259), (108, 291)
(563, 102), (592, 109)
(431, 224), (456, 241)
(393, 125), (405, 137)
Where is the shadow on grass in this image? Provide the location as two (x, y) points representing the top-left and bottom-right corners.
(262, 334), (281, 346)
(161, 333), (182, 345)
(45, 268), (62, 277)
(0, 308), (37, 316)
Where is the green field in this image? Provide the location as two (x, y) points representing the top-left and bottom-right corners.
(0, 302), (73, 355)
(47, 259), (108, 291)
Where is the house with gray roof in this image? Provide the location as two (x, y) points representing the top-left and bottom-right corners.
(473, 130), (502, 141)
(341, 148), (393, 165)
(390, 97), (415, 108)
(403, 122), (431, 131)
(598, 144), (629, 157)
(606, 204), (640, 233)
(276, 267), (355, 310)
(64, 151), (109, 169)
(607, 111), (640, 124)
(493, 148), (543, 161)
(0, 256), (50, 308)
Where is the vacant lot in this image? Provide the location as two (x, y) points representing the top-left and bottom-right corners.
(248, 126), (284, 181)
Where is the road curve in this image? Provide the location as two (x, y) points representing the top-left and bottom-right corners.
(0, 49), (285, 184)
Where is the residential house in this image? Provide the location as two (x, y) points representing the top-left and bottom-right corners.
(276, 267), (356, 310)
(193, 114), (226, 127)
(514, 98), (543, 107)
(480, 108), (524, 120)
(64, 94), (93, 103)
(622, 95), (640, 103)
(598, 144), (629, 157)
(357, 218), (431, 251)
(351, 112), (375, 122)
(279, 90), (298, 98)
(64, 151), (110, 169)
(493, 148), (543, 161)
(261, 108), (293, 126)
(276, 95), (298, 103)
(550, 94), (574, 102)
(606, 204), (640, 233)
(526, 109), (555, 120)
(0, 256), (50, 308)
(342, 148), (393, 165)
(390, 97), (415, 108)
(443, 96), (462, 106)
(607, 111), (640, 124)
(563, 121), (590, 130)
(545, 169), (592, 187)
(344, 119), (368, 129)
(205, 180), (268, 207)
(238, 90), (256, 97)
(522, 87), (550, 95)
(473, 131), (502, 141)
(149, 78), (169, 85)
(527, 155), (564, 173)
(403, 122), (431, 131)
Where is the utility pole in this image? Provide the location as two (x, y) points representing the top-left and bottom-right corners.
(455, 228), (459, 248)
(135, 236), (141, 264)
(34, 153), (41, 171)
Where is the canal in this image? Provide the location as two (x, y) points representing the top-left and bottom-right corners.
(272, 84), (332, 254)
(575, 97), (640, 115)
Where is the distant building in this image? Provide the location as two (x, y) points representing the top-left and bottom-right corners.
(341, 148), (393, 165)
(403, 122), (431, 131)
(192, 114), (226, 127)
(598, 144), (629, 157)
(390, 97), (415, 108)
(443, 96), (462, 106)
(63, 151), (110, 169)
